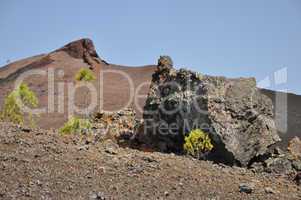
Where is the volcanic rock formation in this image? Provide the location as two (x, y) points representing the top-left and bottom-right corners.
(142, 56), (281, 166)
(55, 38), (108, 68)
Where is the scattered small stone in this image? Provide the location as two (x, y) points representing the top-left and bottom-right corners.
(85, 137), (93, 144)
(292, 160), (301, 171)
(239, 183), (254, 194)
(36, 180), (42, 187)
(141, 156), (157, 163)
(77, 145), (89, 151)
(68, 185), (73, 190)
(274, 147), (284, 155)
(86, 174), (93, 179)
(104, 140), (119, 155)
(105, 147), (118, 155)
(264, 187), (277, 194)
(128, 164), (144, 174)
(250, 162), (264, 173)
(89, 191), (106, 200)
(164, 191), (169, 196)
(21, 127), (31, 133)
(294, 172), (301, 185)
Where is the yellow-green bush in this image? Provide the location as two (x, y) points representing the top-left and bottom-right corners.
(0, 83), (38, 126)
(75, 68), (96, 117)
(59, 117), (92, 135)
(75, 68), (95, 82)
(183, 129), (213, 158)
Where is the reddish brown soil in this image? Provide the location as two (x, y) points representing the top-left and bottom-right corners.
(0, 123), (300, 200)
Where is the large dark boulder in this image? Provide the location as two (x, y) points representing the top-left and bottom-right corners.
(141, 57), (280, 166)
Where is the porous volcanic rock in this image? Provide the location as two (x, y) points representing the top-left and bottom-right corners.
(288, 137), (301, 160)
(142, 57), (280, 166)
(92, 107), (138, 144)
(157, 55), (173, 72)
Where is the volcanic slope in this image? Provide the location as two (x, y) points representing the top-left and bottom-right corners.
(0, 38), (156, 129)
(0, 38), (300, 147)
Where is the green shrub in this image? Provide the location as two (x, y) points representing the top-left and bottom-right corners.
(0, 83), (38, 126)
(75, 68), (96, 117)
(61, 68), (95, 135)
(59, 116), (92, 135)
(183, 129), (213, 158)
(75, 68), (95, 82)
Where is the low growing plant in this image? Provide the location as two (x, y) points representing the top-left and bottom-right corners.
(59, 116), (92, 135)
(0, 83), (38, 126)
(183, 129), (214, 159)
(75, 68), (96, 117)
(75, 68), (95, 82)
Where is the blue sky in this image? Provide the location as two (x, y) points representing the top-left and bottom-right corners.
(0, 0), (300, 94)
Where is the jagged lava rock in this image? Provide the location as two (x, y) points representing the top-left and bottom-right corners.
(288, 137), (301, 160)
(92, 107), (138, 143)
(142, 57), (280, 166)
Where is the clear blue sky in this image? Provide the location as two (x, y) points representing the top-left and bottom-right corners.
(0, 0), (300, 94)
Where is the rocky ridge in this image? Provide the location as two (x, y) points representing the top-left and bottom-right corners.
(55, 38), (109, 68)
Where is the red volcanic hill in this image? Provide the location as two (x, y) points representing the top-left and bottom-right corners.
(0, 38), (300, 147)
(0, 38), (156, 129)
